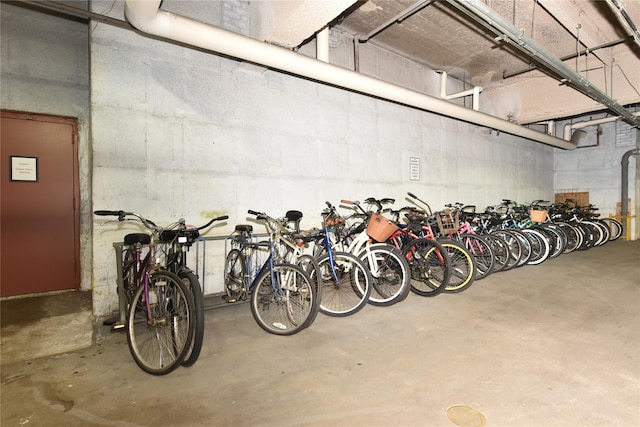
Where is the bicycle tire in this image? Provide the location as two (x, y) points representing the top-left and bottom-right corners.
(294, 254), (321, 326)
(521, 228), (550, 265)
(224, 249), (248, 302)
(314, 251), (372, 317)
(587, 220), (609, 246)
(127, 270), (195, 375)
(358, 243), (411, 306)
(555, 222), (582, 253)
(536, 225), (566, 259)
(574, 221), (597, 250)
(250, 263), (318, 335)
(402, 238), (451, 297)
(122, 248), (137, 306)
(508, 229), (533, 266)
(600, 217), (623, 240)
(439, 239), (476, 293)
(489, 230), (522, 271)
(179, 269), (204, 368)
(459, 234), (494, 280)
(481, 234), (510, 273)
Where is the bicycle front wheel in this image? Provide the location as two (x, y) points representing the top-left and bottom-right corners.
(315, 251), (372, 317)
(439, 239), (476, 293)
(359, 243), (411, 306)
(127, 270), (195, 375)
(250, 263), (318, 336)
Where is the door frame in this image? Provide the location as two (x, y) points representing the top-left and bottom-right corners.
(1, 109), (81, 293)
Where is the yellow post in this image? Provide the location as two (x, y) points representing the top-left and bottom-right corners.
(609, 214), (635, 241)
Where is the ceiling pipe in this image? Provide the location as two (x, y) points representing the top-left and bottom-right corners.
(357, 0), (434, 42)
(503, 37), (631, 79)
(316, 27), (329, 62)
(443, 0), (640, 129)
(563, 111), (640, 140)
(607, 0), (640, 48)
(438, 71), (482, 111)
(123, 0), (577, 150)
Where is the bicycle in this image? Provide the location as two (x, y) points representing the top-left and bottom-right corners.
(223, 210), (319, 335)
(94, 210), (195, 375)
(400, 193), (476, 293)
(338, 199), (411, 306)
(158, 215), (228, 367)
(307, 201), (373, 316)
(385, 205), (452, 297)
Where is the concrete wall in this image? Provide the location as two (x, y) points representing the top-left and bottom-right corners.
(0, 1), (92, 293)
(2, 1), (566, 318)
(554, 120), (639, 239)
(88, 1), (555, 317)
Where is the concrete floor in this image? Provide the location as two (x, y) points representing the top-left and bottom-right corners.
(1, 240), (638, 427)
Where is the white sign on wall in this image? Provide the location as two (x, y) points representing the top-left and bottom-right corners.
(410, 157), (420, 181)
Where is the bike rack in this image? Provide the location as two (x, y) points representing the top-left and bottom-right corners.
(109, 233), (270, 329)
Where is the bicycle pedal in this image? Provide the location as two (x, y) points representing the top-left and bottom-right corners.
(111, 323), (125, 332)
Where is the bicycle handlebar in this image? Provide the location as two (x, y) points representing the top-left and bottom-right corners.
(94, 210), (227, 232)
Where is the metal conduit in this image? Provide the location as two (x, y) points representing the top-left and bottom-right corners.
(123, 0), (576, 150)
(621, 148), (640, 216)
(443, 0), (640, 129)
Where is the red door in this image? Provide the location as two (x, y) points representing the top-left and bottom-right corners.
(1, 111), (80, 297)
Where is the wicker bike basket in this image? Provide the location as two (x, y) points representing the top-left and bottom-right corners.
(366, 213), (399, 242)
(323, 216), (345, 228)
(529, 209), (548, 223)
(434, 209), (460, 235)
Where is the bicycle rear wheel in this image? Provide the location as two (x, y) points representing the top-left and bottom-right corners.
(224, 249), (248, 302)
(127, 270), (194, 375)
(402, 238), (451, 297)
(179, 269), (204, 367)
(315, 251), (372, 317)
(250, 263), (318, 335)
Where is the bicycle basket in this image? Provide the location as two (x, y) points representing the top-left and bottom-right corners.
(529, 209), (548, 223)
(434, 209), (460, 235)
(323, 216), (345, 228)
(366, 213), (399, 242)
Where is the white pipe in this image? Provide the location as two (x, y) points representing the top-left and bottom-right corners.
(546, 120), (555, 136)
(472, 86), (481, 111)
(439, 71), (482, 110)
(562, 112), (640, 140)
(123, 0), (576, 150)
(316, 27), (329, 63)
(439, 71), (448, 99)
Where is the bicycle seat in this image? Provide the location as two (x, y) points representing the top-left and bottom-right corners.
(285, 210), (303, 232)
(235, 224), (253, 234)
(124, 233), (150, 246)
(285, 210), (303, 222)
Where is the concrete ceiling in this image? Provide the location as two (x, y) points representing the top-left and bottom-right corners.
(328, 0), (640, 124)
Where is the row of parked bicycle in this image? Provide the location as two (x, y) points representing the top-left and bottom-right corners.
(94, 193), (621, 375)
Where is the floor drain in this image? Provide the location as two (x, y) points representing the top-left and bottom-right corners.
(446, 405), (486, 427)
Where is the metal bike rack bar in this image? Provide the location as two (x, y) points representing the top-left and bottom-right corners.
(112, 242), (127, 329)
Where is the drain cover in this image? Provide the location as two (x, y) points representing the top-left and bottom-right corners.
(446, 405), (486, 427)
